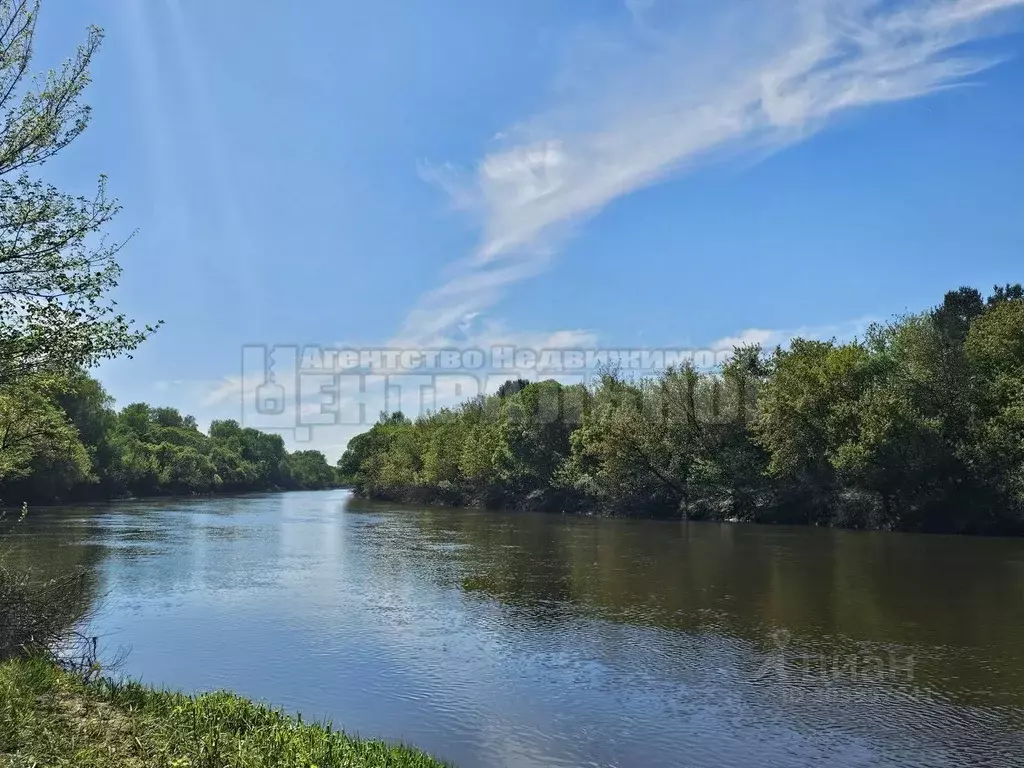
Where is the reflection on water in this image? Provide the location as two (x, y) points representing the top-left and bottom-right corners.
(7, 491), (1024, 767)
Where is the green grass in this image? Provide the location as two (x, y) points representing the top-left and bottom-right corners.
(0, 659), (451, 768)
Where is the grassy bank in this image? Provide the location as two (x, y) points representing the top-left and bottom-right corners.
(0, 659), (449, 768)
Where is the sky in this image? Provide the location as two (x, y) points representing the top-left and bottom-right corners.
(35, 0), (1024, 460)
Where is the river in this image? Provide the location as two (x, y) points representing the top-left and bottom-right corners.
(8, 490), (1023, 767)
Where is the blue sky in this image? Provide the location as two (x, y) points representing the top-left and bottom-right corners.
(36, 0), (1024, 458)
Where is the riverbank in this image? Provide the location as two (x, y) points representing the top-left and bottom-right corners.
(0, 659), (449, 768)
(339, 284), (1024, 536)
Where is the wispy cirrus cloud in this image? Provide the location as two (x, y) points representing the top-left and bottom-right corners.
(402, 0), (1023, 345)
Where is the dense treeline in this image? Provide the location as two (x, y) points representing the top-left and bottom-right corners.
(0, 371), (339, 505)
(340, 285), (1024, 535)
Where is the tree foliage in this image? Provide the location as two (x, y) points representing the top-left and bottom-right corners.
(0, 372), (341, 504)
(0, 0), (157, 387)
(340, 285), (1024, 535)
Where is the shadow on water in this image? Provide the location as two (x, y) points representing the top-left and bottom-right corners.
(348, 497), (1024, 712)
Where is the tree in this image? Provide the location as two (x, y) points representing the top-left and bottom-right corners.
(755, 339), (870, 519)
(0, 0), (157, 386)
(964, 297), (1024, 527)
(287, 450), (336, 490)
(154, 442), (216, 494)
(420, 411), (466, 486)
(0, 376), (88, 491)
(457, 419), (501, 497)
(337, 431), (371, 486)
(56, 373), (117, 477)
(566, 370), (683, 516)
(492, 380), (581, 509)
(690, 348), (771, 520)
(932, 286), (985, 345)
(496, 378), (530, 399)
(0, 372), (111, 500)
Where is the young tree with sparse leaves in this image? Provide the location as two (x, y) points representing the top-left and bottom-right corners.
(0, 0), (157, 389)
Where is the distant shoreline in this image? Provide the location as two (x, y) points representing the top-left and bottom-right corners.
(4, 485), (349, 511)
(347, 487), (1024, 537)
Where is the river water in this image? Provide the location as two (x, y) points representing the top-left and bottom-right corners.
(8, 490), (1024, 767)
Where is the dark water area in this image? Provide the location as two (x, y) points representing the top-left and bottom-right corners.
(7, 490), (1024, 767)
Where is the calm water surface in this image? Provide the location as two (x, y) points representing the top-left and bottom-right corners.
(9, 490), (1024, 767)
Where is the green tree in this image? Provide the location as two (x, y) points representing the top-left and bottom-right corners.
(419, 411), (466, 487)
(492, 380), (582, 509)
(287, 450), (336, 490)
(0, 373), (110, 500)
(154, 442), (216, 494)
(0, 378), (88, 489)
(756, 339), (875, 522)
(0, 1), (157, 386)
(567, 371), (682, 516)
(964, 297), (1024, 526)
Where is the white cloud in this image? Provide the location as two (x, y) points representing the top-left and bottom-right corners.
(710, 328), (786, 352)
(709, 316), (876, 353)
(437, 319), (599, 355)
(405, 0), (1023, 345)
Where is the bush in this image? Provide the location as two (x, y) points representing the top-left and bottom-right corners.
(0, 508), (96, 672)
